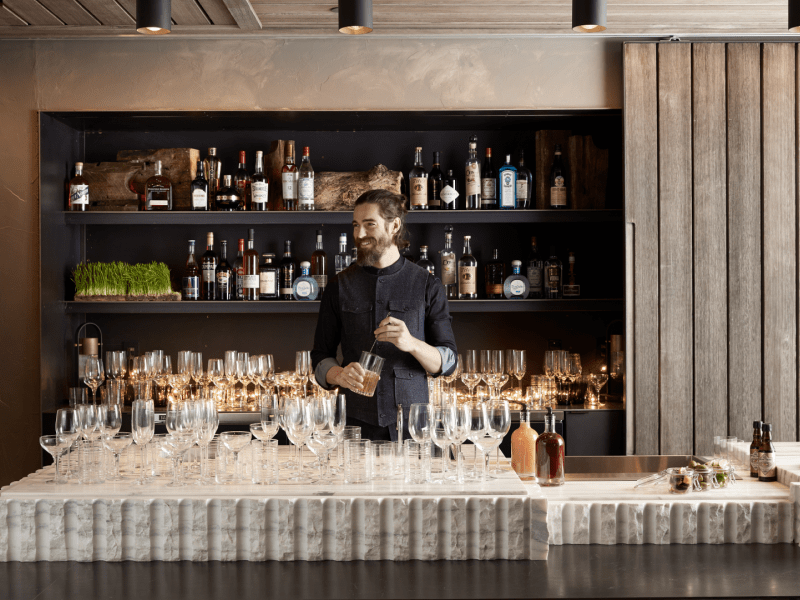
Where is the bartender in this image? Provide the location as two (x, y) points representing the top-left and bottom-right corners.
(311, 189), (457, 441)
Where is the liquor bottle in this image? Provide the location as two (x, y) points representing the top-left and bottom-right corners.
(216, 175), (242, 211)
(562, 252), (580, 298)
(498, 154), (517, 210)
(145, 160), (172, 211)
(458, 235), (478, 300)
(428, 151), (443, 209)
(203, 148), (221, 210)
(311, 229), (327, 294)
(259, 253), (279, 300)
(439, 230), (457, 299)
(441, 169), (460, 210)
(243, 228), (260, 301)
(527, 237), (544, 299)
(511, 405), (537, 480)
(409, 146), (428, 210)
(417, 246), (435, 276)
(504, 260), (530, 299)
(68, 162), (89, 211)
(516, 150), (533, 209)
(351, 246), (358, 264)
(201, 232), (218, 301)
(335, 233), (351, 274)
(544, 246), (562, 299)
(485, 249), (505, 299)
(465, 135), (481, 209)
(758, 423), (777, 482)
(535, 407), (565, 486)
(750, 421), (762, 478)
(233, 238), (245, 300)
(190, 160), (209, 211)
(401, 245), (415, 263)
(216, 240), (233, 301)
(549, 144), (567, 209)
(234, 151), (251, 210)
(279, 241), (296, 300)
(481, 148), (497, 209)
(298, 146), (315, 211)
(293, 261), (319, 301)
(182, 240), (200, 301)
(281, 141), (297, 211)
(251, 150), (269, 211)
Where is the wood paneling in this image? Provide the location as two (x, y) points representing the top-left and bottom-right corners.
(3, 0), (63, 25)
(657, 43), (694, 455)
(196, 0), (238, 25)
(222, 0), (261, 29)
(726, 43), (762, 440)
(77, 0), (134, 25)
(172, 0), (211, 25)
(691, 43), (728, 456)
(762, 44), (797, 442)
(623, 43), (659, 455)
(0, 6), (28, 25)
(37, 0), (98, 25)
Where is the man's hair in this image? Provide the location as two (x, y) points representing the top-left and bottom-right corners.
(353, 189), (410, 250)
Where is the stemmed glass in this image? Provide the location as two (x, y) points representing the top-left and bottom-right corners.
(131, 399), (155, 485)
(490, 350), (507, 399)
(566, 353), (582, 403)
(588, 372), (608, 406)
(480, 350), (492, 394)
(446, 402), (471, 483)
(191, 352), (204, 392)
(409, 403), (431, 443)
(512, 350), (527, 397)
(306, 395), (338, 481)
(261, 354), (276, 394)
(430, 405), (456, 482)
(194, 397), (218, 484)
(251, 394), (280, 478)
(102, 433), (132, 481)
(469, 401), (509, 480)
(285, 397), (314, 483)
(162, 433), (193, 487)
(440, 355), (462, 394)
(461, 350), (481, 399)
(295, 351), (311, 393)
(103, 402), (122, 437)
(55, 408), (79, 481)
(40, 435), (69, 484)
(330, 393), (346, 472)
(154, 355), (172, 405)
(83, 357), (104, 404)
(105, 351), (117, 380)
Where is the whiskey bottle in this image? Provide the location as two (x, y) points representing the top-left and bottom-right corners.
(401, 245), (415, 263)
(544, 246), (562, 299)
(145, 160), (172, 211)
(281, 141), (297, 211)
(527, 237), (544, 298)
(428, 152), (443, 209)
(216, 240), (233, 300)
(416, 246), (435, 276)
(481, 148), (497, 209)
(439, 230), (457, 300)
(750, 421), (762, 478)
(311, 229), (327, 294)
(409, 146), (428, 210)
(485, 249), (505, 299)
(190, 160), (209, 211)
(68, 162), (89, 211)
(335, 233), (351, 274)
(562, 252), (580, 298)
(465, 135), (481, 210)
(441, 170), (460, 210)
(516, 150), (533, 209)
(503, 260), (530, 299)
(511, 405), (538, 480)
(279, 240), (296, 300)
(293, 261), (319, 301)
(243, 228), (260, 301)
(251, 150), (269, 211)
(549, 144), (567, 209)
(498, 154), (517, 210)
(202, 148), (221, 210)
(297, 146), (315, 211)
(535, 407), (565, 486)
(201, 232), (218, 301)
(758, 423), (777, 482)
(233, 238), (245, 300)
(216, 175), (242, 211)
(182, 240), (200, 301)
(259, 253), (279, 300)
(458, 235), (478, 300)
(234, 151), (251, 210)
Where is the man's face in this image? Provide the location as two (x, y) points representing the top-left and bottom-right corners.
(353, 203), (397, 267)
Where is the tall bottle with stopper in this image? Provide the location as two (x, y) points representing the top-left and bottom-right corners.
(535, 407), (565, 486)
(216, 240), (233, 300)
(409, 146), (428, 210)
(439, 228), (457, 299)
(280, 241), (296, 300)
(465, 135), (481, 209)
(202, 148), (221, 209)
(281, 141), (297, 211)
(549, 144), (568, 209)
(145, 160), (172, 211)
(311, 229), (327, 294)
(243, 228), (260, 301)
(458, 235), (478, 299)
(428, 151), (443, 209)
(182, 240), (200, 301)
(516, 150), (533, 209)
(201, 232), (218, 301)
(750, 421), (762, 478)
(68, 162), (89, 211)
(234, 151), (251, 210)
(335, 233), (351, 274)
(293, 261), (319, 301)
(251, 150), (269, 211)
(511, 403), (538, 480)
(481, 148), (497, 209)
(298, 146), (315, 211)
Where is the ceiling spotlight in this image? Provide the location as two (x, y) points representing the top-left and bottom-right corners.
(572, 0), (606, 33)
(137, 0), (171, 35)
(338, 0), (372, 34)
(791, 0), (800, 32)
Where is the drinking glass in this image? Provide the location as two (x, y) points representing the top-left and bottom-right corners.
(726, 436), (739, 469)
(295, 350), (311, 384)
(116, 350), (128, 381)
(260, 394), (280, 441)
(447, 402), (471, 483)
(461, 350), (482, 399)
(154, 355), (172, 405)
(40, 435), (69, 484)
(480, 350), (492, 388)
(440, 354), (462, 393)
(55, 408), (79, 481)
(103, 403), (122, 436)
(162, 433), (193, 487)
(489, 350), (507, 399)
(252, 438), (279, 485)
(353, 351), (384, 397)
(370, 440), (396, 481)
(307, 431), (339, 481)
(344, 439), (372, 484)
(330, 393), (347, 472)
(102, 433), (133, 481)
(339, 423), (359, 470)
(472, 401), (509, 479)
(466, 402), (490, 481)
(207, 359), (223, 386)
(430, 405), (456, 481)
(588, 372), (608, 406)
(191, 352), (204, 390)
(713, 435), (723, 460)
(610, 351), (624, 379)
(131, 399), (155, 485)
(527, 376), (544, 409)
(512, 350), (527, 396)
(285, 397), (314, 482)
(404, 440), (431, 484)
(409, 403), (430, 443)
(83, 357), (104, 404)
(105, 351), (117, 380)
(69, 387), (87, 408)
(218, 431), (251, 484)
(543, 350), (557, 379)
(195, 398), (218, 484)
(166, 399), (191, 435)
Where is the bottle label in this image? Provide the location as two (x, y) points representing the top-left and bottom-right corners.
(528, 266), (543, 291)
(192, 189), (207, 208)
(70, 184), (89, 207)
(298, 178), (314, 204)
(243, 274), (259, 290)
(282, 172), (296, 199)
(551, 180), (567, 206)
(546, 266), (560, 290)
(500, 172), (515, 207)
(202, 264), (216, 283)
(236, 180), (248, 198)
(217, 195), (238, 203)
(459, 266), (477, 295)
(481, 178), (496, 200)
(313, 274), (327, 290)
(280, 286), (293, 296)
(441, 255), (456, 285)
(750, 448), (760, 472)
(516, 180), (528, 201)
(410, 177), (428, 207)
(182, 276), (199, 300)
(562, 284), (580, 297)
(759, 452), (776, 478)
(252, 182), (268, 205)
(487, 283), (503, 295)
(149, 199), (169, 207)
(236, 270), (243, 299)
(295, 280), (312, 298)
(260, 271), (276, 295)
(217, 272), (230, 287)
(509, 279), (526, 296)
(441, 185), (459, 205)
(466, 164), (480, 196)
(429, 180), (441, 207)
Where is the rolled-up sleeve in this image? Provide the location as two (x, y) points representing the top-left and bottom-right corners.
(311, 278), (342, 389)
(425, 275), (458, 377)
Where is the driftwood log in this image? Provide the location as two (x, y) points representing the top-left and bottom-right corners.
(314, 165), (403, 211)
(535, 131), (608, 209)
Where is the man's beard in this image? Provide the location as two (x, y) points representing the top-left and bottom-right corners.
(356, 234), (392, 267)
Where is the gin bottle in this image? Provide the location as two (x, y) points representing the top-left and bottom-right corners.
(498, 154), (517, 209)
(293, 261), (319, 301)
(516, 150), (533, 209)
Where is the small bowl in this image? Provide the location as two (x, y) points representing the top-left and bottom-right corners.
(666, 467), (698, 494)
(712, 464), (736, 488)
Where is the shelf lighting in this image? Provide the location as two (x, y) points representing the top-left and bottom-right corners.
(338, 0), (373, 34)
(791, 0), (800, 32)
(572, 0), (607, 33)
(136, 0), (171, 35)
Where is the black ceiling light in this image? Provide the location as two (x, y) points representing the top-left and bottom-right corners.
(338, 0), (373, 35)
(137, 0), (171, 35)
(790, 0), (800, 32)
(572, 0), (606, 33)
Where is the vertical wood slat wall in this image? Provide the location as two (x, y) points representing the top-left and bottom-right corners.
(624, 42), (800, 454)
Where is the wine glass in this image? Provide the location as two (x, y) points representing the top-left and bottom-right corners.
(162, 433), (193, 487)
(261, 354), (276, 392)
(330, 393), (346, 472)
(260, 394), (280, 442)
(131, 399), (155, 485)
(105, 351), (117, 380)
(512, 350), (527, 396)
(409, 403), (430, 443)
(430, 405), (456, 482)
(543, 350), (556, 379)
(480, 350), (492, 390)
(154, 355), (172, 405)
(490, 350), (506, 399)
(446, 402), (471, 483)
(166, 399), (190, 435)
(306, 431), (338, 482)
(40, 435), (69, 484)
(485, 400), (511, 475)
(55, 408), (79, 481)
(466, 401), (489, 480)
(191, 352), (204, 391)
(194, 397), (218, 484)
(440, 354), (462, 393)
(589, 372), (609, 405)
(207, 359), (223, 386)
(285, 397), (314, 483)
(461, 351), (481, 399)
(565, 353), (582, 403)
(295, 350), (311, 392)
(83, 357), (104, 404)
(102, 433), (132, 481)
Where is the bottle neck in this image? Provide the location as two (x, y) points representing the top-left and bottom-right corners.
(221, 244), (227, 260)
(463, 240), (472, 255)
(207, 242), (214, 251)
(316, 237), (323, 250)
(285, 151), (295, 166)
(300, 267), (310, 276)
(237, 241), (244, 255)
(444, 236), (452, 250)
(414, 150), (423, 166)
(196, 161), (204, 179)
(75, 166), (83, 176)
(468, 145), (477, 159)
(512, 265), (521, 275)
(254, 155), (263, 174)
(188, 243), (195, 255)
(339, 240), (347, 252)
(420, 249), (428, 259)
(301, 154), (310, 165)
(247, 240), (254, 250)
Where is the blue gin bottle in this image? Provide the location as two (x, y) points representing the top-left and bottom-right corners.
(498, 154), (517, 209)
(503, 260), (530, 299)
(293, 261), (319, 300)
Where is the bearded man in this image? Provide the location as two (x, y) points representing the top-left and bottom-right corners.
(311, 189), (457, 441)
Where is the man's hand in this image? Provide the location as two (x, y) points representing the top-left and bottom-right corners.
(374, 316), (418, 353)
(332, 362), (367, 392)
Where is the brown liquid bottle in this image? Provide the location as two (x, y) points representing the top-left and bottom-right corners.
(758, 423), (777, 482)
(511, 405), (537, 480)
(749, 421), (762, 478)
(535, 407), (565, 486)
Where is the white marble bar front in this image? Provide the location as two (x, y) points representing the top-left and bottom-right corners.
(0, 451), (549, 562)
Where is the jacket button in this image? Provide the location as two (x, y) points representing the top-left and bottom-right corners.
(409, 373), (413, 378)
(379, 278), (384, 283)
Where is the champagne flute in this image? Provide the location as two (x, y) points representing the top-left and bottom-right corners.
(131, 399), (155, 485)
(480, 350), (492, 390)
(446, 402), (471, 483)
(461, 351), (481, 399)
(155, 355), (172, 405)
(83, 357), (104, 405)
(105, 351), (116, 380)
(260, 394), (280, 441)
(513, 350), (527, 396)
(191, 352), (204, 392)
(490, 350), (506, 398)
(55, 408), (79, 481)
(466, 401), (489, 481)
(194, 396), (218, 484)
(330, 393), (346, 472)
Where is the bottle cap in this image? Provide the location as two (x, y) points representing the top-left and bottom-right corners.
(416, 146), (422, 152)
(506, 154), (511, 162)
(447, 169), (454, 176)
(754, 421), (762, 428)
(555, 144), (562, 152)
(464, 235), (471, 240)
(420, 245), (428, 251)
(532, 236), (537, 243)
(75, 162), (83, 168)
(223, 175), (232, 185)
(512, 260), (522, 266)
(188, 240), (195, 244)
(317, 229), (323, 236)
(263, 253), (275, 258)
(485, 148), (492, 156)
(248, 228), (255, 239)
(256, 150), (263, 158)
(339, 233), (347, 241)
(285, 240), (292, 248)
(300, 261), (311, 268)
(433, 151), (440, 162)
(209, 148), (217, 155)
(762, 423), (772, 431)
(239, 150), (246, 162)
(303, 146), (310, 155)
(206, 232), (214, 244)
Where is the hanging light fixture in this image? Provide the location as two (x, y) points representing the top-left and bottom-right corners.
(137, 0), (171, 35)
(572, 0), (606, 33)
(790, 0), (800, 32)
(338, 0), (373, 34)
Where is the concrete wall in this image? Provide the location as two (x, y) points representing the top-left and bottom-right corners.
(0, 36), (622, 487)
